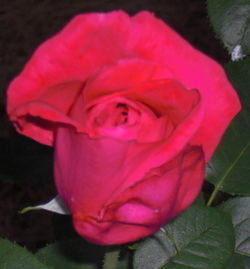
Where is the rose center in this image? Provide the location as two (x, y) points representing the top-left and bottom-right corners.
(94, 102), (138, 128)
(114, 103), (129, 125)
(83, 97), (163, 141)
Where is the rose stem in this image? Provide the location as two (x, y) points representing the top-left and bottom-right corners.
(207, 141), (250, 206)
(102, 246), (120, 269)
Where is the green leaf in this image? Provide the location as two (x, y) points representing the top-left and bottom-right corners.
(116, 250), (133, 269)
(0, 238), (49, 269)
(36, 237), (105, 269)
(219, 197), (250, 256)
(225, 59), (250, 109)
(193, 192), (205, 205)
(134, 205), (234, 269)
(206, 60), (250, 196)
(207, 0), (250, 54)
(226, 253), (250, 269)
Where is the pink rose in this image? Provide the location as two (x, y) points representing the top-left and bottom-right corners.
(7, 11), (240, 245)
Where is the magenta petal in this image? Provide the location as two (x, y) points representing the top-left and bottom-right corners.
(54, 127), (204, 244)
(130, 11), (241, 159)
(6, 10), (240, 246)
(7, 11), (240, 159)
(54, 127), (134, 216)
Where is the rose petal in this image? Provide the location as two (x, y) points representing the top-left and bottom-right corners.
(79, 95), (173, 142)
(54, 127), (133, 215)
(83, 59), (170, 103)
(74, 79), (201, 143)
(71, 145), (204, 245)
(8, 11), (131, 114)
(84, 66), (200, 125)
(7, 11), (240, 160)
(9, 81), (86, 145)
(123, 80), (200, 125)
(54, 89), (203, 206)
(54, 126), (204, 245)
(7, 11), (132, 144)
(130, 11), (241, 159)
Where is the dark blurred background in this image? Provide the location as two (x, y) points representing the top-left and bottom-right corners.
(0, 0), (228, 251)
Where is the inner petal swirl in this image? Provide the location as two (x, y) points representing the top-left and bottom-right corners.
(82, 94), (174, 142)
(94, 103), (138, 128)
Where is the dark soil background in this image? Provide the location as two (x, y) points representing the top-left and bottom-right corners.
(0, 0), (228, 251)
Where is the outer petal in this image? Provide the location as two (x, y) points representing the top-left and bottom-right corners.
(129, 12), (241, 159)
(54, 127), (204, 244)
(7, 11), (240, 160)
(7, 11), (132, 144)
(9, 81), (86, 145)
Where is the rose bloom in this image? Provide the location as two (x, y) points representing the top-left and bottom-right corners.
(7, 11), (240, 245)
